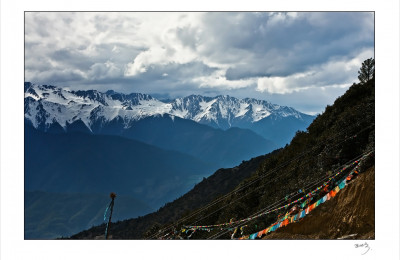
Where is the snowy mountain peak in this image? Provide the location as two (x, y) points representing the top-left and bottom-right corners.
(24, 83), (310, 132)
(167, 94), (304, 128)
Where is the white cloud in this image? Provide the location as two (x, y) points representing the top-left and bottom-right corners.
(256, 48), (374, 94)
(193, 69), (256, 90)
(88, 61), (123, 80)
(24, 12), (374, 113)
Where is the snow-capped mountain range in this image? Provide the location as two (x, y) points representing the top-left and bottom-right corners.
(24, 82), (311, 134)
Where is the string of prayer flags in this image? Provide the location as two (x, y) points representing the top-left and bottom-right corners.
(238, 177), (350, 240)
(185, 155), (365, 232)
(234, 152), (377, 240)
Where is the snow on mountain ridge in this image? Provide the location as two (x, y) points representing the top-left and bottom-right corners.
(24, 83), (307, 132)
(24, 83), (173, 131)
(168, 94), (302, 127)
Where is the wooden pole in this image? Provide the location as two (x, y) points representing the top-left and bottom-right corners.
(105, 192), (116, 240)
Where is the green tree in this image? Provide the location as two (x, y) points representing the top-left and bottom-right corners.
(358, 58), (375, 83)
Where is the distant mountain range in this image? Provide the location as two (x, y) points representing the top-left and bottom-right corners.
(24, 82), (314, 147)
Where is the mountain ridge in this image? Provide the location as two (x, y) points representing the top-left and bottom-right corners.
(24, 82), (314, 147)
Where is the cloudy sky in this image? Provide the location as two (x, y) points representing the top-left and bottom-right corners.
(25, 12), (374, 114)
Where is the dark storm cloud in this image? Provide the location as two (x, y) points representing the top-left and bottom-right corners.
(28, 69), (85, 84)
(198, 12), (374, 80)
(25, 12), (374, 113)
(49, 49), (94, 70)
(143, 61), (218, 80)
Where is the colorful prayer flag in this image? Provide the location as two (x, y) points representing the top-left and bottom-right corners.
(250, 233), (257, 239)
(326, 193), (331, 200)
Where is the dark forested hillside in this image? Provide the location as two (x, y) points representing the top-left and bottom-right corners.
(70, 78), (374, 240)
(178, 79), (375, 239)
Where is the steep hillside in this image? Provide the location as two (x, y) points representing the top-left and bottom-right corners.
(70, 79), (374, 240)
(263, 166), (375, 239)
(175, 80), (375, 240)
(178, 79), (375, 240)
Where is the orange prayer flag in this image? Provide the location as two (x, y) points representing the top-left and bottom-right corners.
(283, 219), (289, 226)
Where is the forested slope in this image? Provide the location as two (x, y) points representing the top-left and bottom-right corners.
(71, 79), (375, 240)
